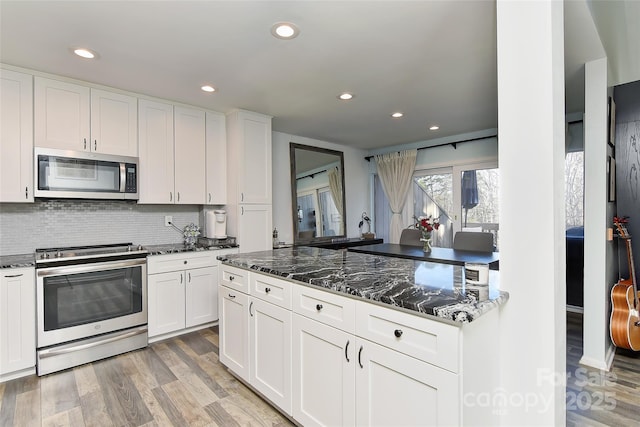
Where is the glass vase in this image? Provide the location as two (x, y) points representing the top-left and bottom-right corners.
(420, 232), (432, 253)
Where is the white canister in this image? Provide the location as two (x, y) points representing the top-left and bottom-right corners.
(464, 263), (489, 286)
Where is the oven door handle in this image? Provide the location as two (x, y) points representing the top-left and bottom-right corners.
(37, 326), (147, 359)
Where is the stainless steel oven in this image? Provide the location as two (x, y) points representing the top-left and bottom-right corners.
(35, 243), (148, 375)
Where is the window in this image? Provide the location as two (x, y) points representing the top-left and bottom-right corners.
(413, 170), (454, 248)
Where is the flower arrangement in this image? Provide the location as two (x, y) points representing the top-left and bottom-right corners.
(413, 215), (440, 252)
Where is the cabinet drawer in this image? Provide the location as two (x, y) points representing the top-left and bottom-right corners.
(355, 303), (460, 373)
(292, 285), (355, 334)
(148, 251), (215, 274)
(250, 273), (292, 309)
(219, 265), (249, 294)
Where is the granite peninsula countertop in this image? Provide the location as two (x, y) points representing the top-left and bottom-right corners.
(218, 246), (509, 324)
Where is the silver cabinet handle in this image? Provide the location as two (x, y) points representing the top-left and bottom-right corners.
(177, 192), (180, 202)
(358, 346), (364, 368)
(25, 186), (28, 199)
(94, 140), (97, 151)
(241, 192), (244, 202)
(188, 272), (191, 282)
(84, 138), (87, 149)
(345, 340), (350, 362)
(180, 273), (183, 284)
(208, 193), (211, 203)
(228, 293), (236, 299)
(241, 206), (244, 215)
(170, 192), (173, 202)
(249, 301), (254, 317)
(3, 273), (23, 278)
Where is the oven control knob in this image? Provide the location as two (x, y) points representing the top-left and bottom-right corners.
(127, 246), (132, 252)
(42, 253), (49, 259)
(56, 251), (62, 258)
(137, 245), (143, 251)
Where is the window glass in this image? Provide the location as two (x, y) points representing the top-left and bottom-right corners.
(565, 151), (584, 228)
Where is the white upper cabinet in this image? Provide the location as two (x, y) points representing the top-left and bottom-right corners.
(205, 111), (227, 205)
(226, 110), (272, 204)
(89, 88), (138, 156)
(34, 77), (137, 156)
(138, 99), (175, 203)
(174, 106), (206, 204)
(0, 69), (33, 202)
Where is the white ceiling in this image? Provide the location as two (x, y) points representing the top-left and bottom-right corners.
(1, 1), (637, 150)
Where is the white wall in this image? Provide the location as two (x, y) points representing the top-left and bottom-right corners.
(496, 0), (566, 424)
(272, 131), (369, 244)
(581, 57), (617, 369)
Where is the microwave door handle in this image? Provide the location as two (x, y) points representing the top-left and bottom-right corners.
(119, 163), (126, 192)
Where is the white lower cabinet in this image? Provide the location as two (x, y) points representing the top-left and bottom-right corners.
(218, 267), (498, 426)
(355, 337), (459, 426)
(292, 313), (355, 427)
(0, 268), (35, 379)
(249, 297), (292, 414)
(148, 249), (236, 340)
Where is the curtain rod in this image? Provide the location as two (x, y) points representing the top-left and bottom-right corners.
(296, 168), (328, 180)
(364, 134), (498, 162)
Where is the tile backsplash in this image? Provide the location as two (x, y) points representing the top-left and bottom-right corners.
(0, 200), (201, 255)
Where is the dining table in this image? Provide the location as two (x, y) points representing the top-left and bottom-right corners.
(347, 243), (500, 270)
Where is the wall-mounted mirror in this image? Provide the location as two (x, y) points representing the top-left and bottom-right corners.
(290, 143), (346, 244)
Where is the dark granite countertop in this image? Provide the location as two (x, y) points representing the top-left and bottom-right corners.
(0, 254), (36, 269)
(218, 246), (508, 324)
(144, 243), (239, 256)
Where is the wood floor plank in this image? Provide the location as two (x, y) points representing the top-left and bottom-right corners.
(14, 389), (41, 427)
(165, 340), (229, 399)
(132, 346), (175, 387)
(92, 356), (154, 427)
(42, 406), (85, 427)
(40, 369), (81, 418)
(180, 331), (218, 355)
(79, 389), (115, 427)
(169, 363), (219, 407)
(204, 401), (241, 427)
(150, 342), (188, 369)
(128, 373), (174, 427)
(0, 378), (17, 426)
(160, 380), (213, 426)
(74, 363), (101, 398)
(150, 385), (189, 427)
(215, 394), (272, 427)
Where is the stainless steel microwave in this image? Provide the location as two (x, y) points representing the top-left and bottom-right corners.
(34, 147), (138, 200)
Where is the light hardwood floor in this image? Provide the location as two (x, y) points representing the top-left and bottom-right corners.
(1, 315), (637, 426)
(0, 326), (294, 427)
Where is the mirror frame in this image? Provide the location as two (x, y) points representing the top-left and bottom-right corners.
(290, 143), (347, 244)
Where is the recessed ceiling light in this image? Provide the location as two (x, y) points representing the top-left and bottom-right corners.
(391, 112), (404, 118)
(338, 93), (354, 101)
(73, 48), (97, 59)
(429, 125), (440, 131)
(271, 22), (300, 39)
(201, 85), (216, 93)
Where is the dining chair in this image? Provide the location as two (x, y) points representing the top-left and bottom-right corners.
(452, 231), (494, 252)
(399, 229), (423, 247)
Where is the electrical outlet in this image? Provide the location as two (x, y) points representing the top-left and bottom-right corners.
(164, 216), (173, 227)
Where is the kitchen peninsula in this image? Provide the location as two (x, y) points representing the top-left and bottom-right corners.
(217, 247), (508, 426)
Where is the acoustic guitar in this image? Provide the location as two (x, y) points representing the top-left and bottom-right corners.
(610, 216), (640, 351)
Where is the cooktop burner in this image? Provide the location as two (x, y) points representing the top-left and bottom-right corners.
(35, 242), (147, 263)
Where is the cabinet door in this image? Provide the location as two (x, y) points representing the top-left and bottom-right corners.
(205, 111), (227, 205)
(292, 314), (355, 427)
(148, 271), (186, 337)
(34, 77), (90, 150)
(174, 106), (206, 204)
(355, 338), (459, 427)
(185, 266), (218, 328)
(219, 285), (250, 380)
(138, 99), (175, 203)
(227, 110), (271, 204)
(238, 204), (272, 253)
(0, 69), (33, 202)
(250, 297), (292, 415)
(90, 88), (137, 156)
(0, 268), (35, 375)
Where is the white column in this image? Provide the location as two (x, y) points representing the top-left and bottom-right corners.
(496, 0), (566, 425)
(581, 57), (615, 370)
